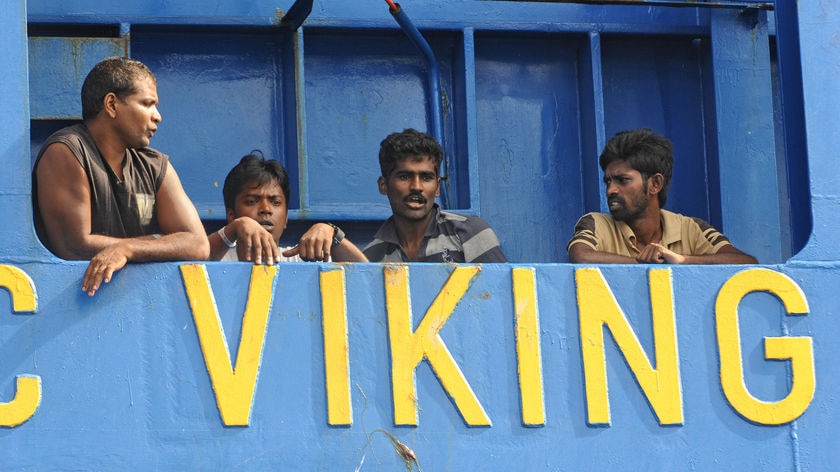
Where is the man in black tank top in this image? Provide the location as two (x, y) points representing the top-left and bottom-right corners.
(32, 57), (209, 296)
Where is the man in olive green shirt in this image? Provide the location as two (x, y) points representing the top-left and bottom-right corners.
(567, 128), (756, 264)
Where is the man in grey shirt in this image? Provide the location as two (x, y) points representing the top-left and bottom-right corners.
(363, 129), (506, 263)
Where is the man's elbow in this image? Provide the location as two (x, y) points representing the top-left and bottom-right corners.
(47, 234), (96, 261)
(721, 246), (758, 264)
(51, 245), (89, 261)
(566, 244), (590, 263)
(193, 236), (211, 261)
(183, 232), (210, 261)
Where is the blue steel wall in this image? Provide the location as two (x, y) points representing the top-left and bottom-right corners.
(2, 1), (837, 470)
(24, 0), (800, 264)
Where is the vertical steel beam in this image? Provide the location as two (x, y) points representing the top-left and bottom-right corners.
(461, 27), (481, 213)
(792, 1), (840, 262)
(773, 2), (810, 258)
(293, 27), (310, 218)
(1, 0), (40, 260)
(582, 31), (608, 214)
(710, 9), (782, 263)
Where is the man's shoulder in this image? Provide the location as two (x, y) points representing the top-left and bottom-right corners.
(366, 218), (396, 245)
(438, 210), (493, 230)
(127, 147), (170, 187)
(574, 212), (616, 228)
(40, 122), (81, 137)
(132, 146), (168, 162)
(659, 209), (731, 251)
(49, 122), (86, 137)
(362, 240), (389, 261)
(38, 123), (88, 153)
(437, 211), (504, 246)
(587, 211), (612, 220)
(438, 210), (469, 222)
(660, 209), (713, 230)
(34, 124), (93, 172)
(567, 212), (630, 252)
(362, 219), (397, 258)
(659, 209), (686, 221)
(436, 210), (505, 262)
(362, 235), (403, 262)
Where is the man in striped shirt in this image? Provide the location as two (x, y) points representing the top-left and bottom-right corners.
(363, 129), (506, 263)
(567, 128), (756, 264)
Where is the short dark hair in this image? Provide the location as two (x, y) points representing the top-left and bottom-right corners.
(378, 128), (443, 178)
(81, 56), (157, 120)
(223, 151), (290, 211)
(599, 128), (674, 207)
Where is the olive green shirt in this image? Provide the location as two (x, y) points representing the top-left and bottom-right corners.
(567, 209), (732, 258)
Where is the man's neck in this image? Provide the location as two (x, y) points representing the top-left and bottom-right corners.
(393, 213), (433, 261)
(85, 119), (127, 177)
(627, 207), (663, 247)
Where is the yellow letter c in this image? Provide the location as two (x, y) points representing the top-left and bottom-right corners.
(0, 264), (41, 428)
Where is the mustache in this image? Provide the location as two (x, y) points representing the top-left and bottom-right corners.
(404, 192), (427, 203)
(608, 195), (625, 206)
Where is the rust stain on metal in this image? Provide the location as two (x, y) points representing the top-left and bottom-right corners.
(273, 9), (286, 25)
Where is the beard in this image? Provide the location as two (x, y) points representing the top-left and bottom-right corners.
(608, 193), (649, 223)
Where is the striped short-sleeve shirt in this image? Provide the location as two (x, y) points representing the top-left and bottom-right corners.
(364, 205), (507, 263)
(566, 210), (732, 258)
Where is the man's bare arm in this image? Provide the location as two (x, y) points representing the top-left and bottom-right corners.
(37, 144), (209, 295)
(37, 143), (109, 260)
(331, 238), (368, 262)
(37, 144), (208, 261)
(82, 166), (209, 295)
(208, 217), (280, 264)
(282, 223), (368, 262)
(124, 165), (209, 260)
(660, 244), (757, 265)
(638, 243), (757, 264)
(567, 242), (638, 264)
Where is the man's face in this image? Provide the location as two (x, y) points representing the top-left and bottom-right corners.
(379, 156), (440, 223)
(113, 76), (161, 149)
(603, 160), (652, 223)
(227, 179), (288, 242)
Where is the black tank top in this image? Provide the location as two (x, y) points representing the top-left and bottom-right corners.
(32, 123), (169, 256)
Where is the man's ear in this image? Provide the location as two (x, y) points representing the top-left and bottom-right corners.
(648, 173), (664, 196)
(226, 208), (235, 224)
(435, 176), (441, 198)
(103, 92), (119, 118)
(378, 176), (387, 195)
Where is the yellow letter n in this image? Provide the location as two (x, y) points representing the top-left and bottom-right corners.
(384, 265), (491, 426)
(576, 268), (683, 426)
(181, 264), (277, 426)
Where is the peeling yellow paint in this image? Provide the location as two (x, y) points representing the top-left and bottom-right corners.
(512, 267), (545, 426)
